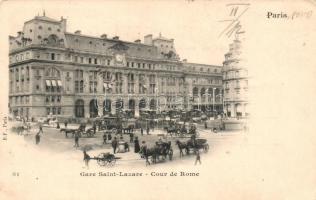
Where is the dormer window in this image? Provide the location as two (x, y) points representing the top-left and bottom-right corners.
(48, 27), (52, 31)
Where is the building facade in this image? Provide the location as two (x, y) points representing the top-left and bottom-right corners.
(9, 15), (223, 119)
(223, 37), (249, 117)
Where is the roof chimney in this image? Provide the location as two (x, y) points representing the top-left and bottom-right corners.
(75, 30), (81, 35)
(144, 34), (153, 45)
(101, 34), (107, 39)
(113, 36), (119, 40)
(134, 39), (141, 43)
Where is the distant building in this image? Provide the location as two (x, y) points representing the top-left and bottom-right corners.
(223, 36), (249, 118)
(8, 14), (223, 119)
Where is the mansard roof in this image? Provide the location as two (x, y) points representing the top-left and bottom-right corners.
(64, 33), (159, 59)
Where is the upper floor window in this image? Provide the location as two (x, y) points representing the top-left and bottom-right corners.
(38, 26), (42, 30)
(48, 27), (52, 31)
(51, 53), (55, 60)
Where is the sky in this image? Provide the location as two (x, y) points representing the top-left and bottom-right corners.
(2, 0), (236, 66)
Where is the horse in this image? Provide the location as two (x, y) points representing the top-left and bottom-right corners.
(155, 141), (173, 161)
(166, 127), (178, 137)
(175, 140), (189, 157)
(139, 146), (158, 166)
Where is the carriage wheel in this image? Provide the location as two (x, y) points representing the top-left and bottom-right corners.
(108, 157), (116, 167)
(204, 144), (209, 153)
(97, 153), (107, 166)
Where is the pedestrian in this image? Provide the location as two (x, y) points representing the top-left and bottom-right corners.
(83, 150), (90, 169)
(134, 136), (140, 153)
(129, 132), (134, 143)
(111, 137), (118, 154)
(108, 132), (112, 141)
(103, 133), (107, 144)
(35, 132), (40, 145)
(195, 149), (201, 165)
(146, 126), (150, 135)
(56, 122), (60, 129)
(39, 124), (43, 134)
(140, 127), (144, 136)
(93, 122), (97, 135)
(74, 132), (79, 148)
(64, 121), (68, 128)
(204, 121), (207, 129)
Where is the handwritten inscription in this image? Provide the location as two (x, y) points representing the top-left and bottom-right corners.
(219, 3), (250, 38)
(267, 11), (313, 20)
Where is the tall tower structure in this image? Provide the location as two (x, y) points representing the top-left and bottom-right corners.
(223, 34), (249, 118)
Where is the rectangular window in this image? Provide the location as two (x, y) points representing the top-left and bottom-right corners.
(107, 60), (111, 65)
(88, 58), (92, 64)
(80, 81), (84, 93)
(75, 81), (79, 93)
(94, 58), (97, 64)
(51, 53), (55, 60)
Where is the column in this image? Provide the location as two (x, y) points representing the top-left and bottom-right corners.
(135, 99), (139, 118)
(122, 71), (128, 95)
(111, 99), (116, 115)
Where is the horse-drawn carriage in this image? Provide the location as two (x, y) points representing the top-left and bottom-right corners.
(60, 123), (95, 138)
(165, 122), (199, 138)
(91, 152), (121, 167)
(176, 137), (209, 157)
(139, 141), (173, 165)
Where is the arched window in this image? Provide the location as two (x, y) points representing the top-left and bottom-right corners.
(193, 87), (199, 97)
(103, 99), (111, 115)
(139, 98), (146, 110)
(75, 99), (85, 118)
(48, 34), (58, 45)
(150, 99), (156, 110)
(89, 99), (98, 118)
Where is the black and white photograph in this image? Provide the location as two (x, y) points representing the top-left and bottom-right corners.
(0, 1), (315, 200)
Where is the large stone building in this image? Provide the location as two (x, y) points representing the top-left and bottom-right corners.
(8, 14), (223, 119)
(223, 36), (249, 118)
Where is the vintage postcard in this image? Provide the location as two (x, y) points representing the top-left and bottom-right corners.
(0, 0), (315, 200)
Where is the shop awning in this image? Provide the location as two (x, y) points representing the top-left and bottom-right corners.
(46, 80), (51, 86)
(51, 80), (57, 87)
(57, 80), (62, 87)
